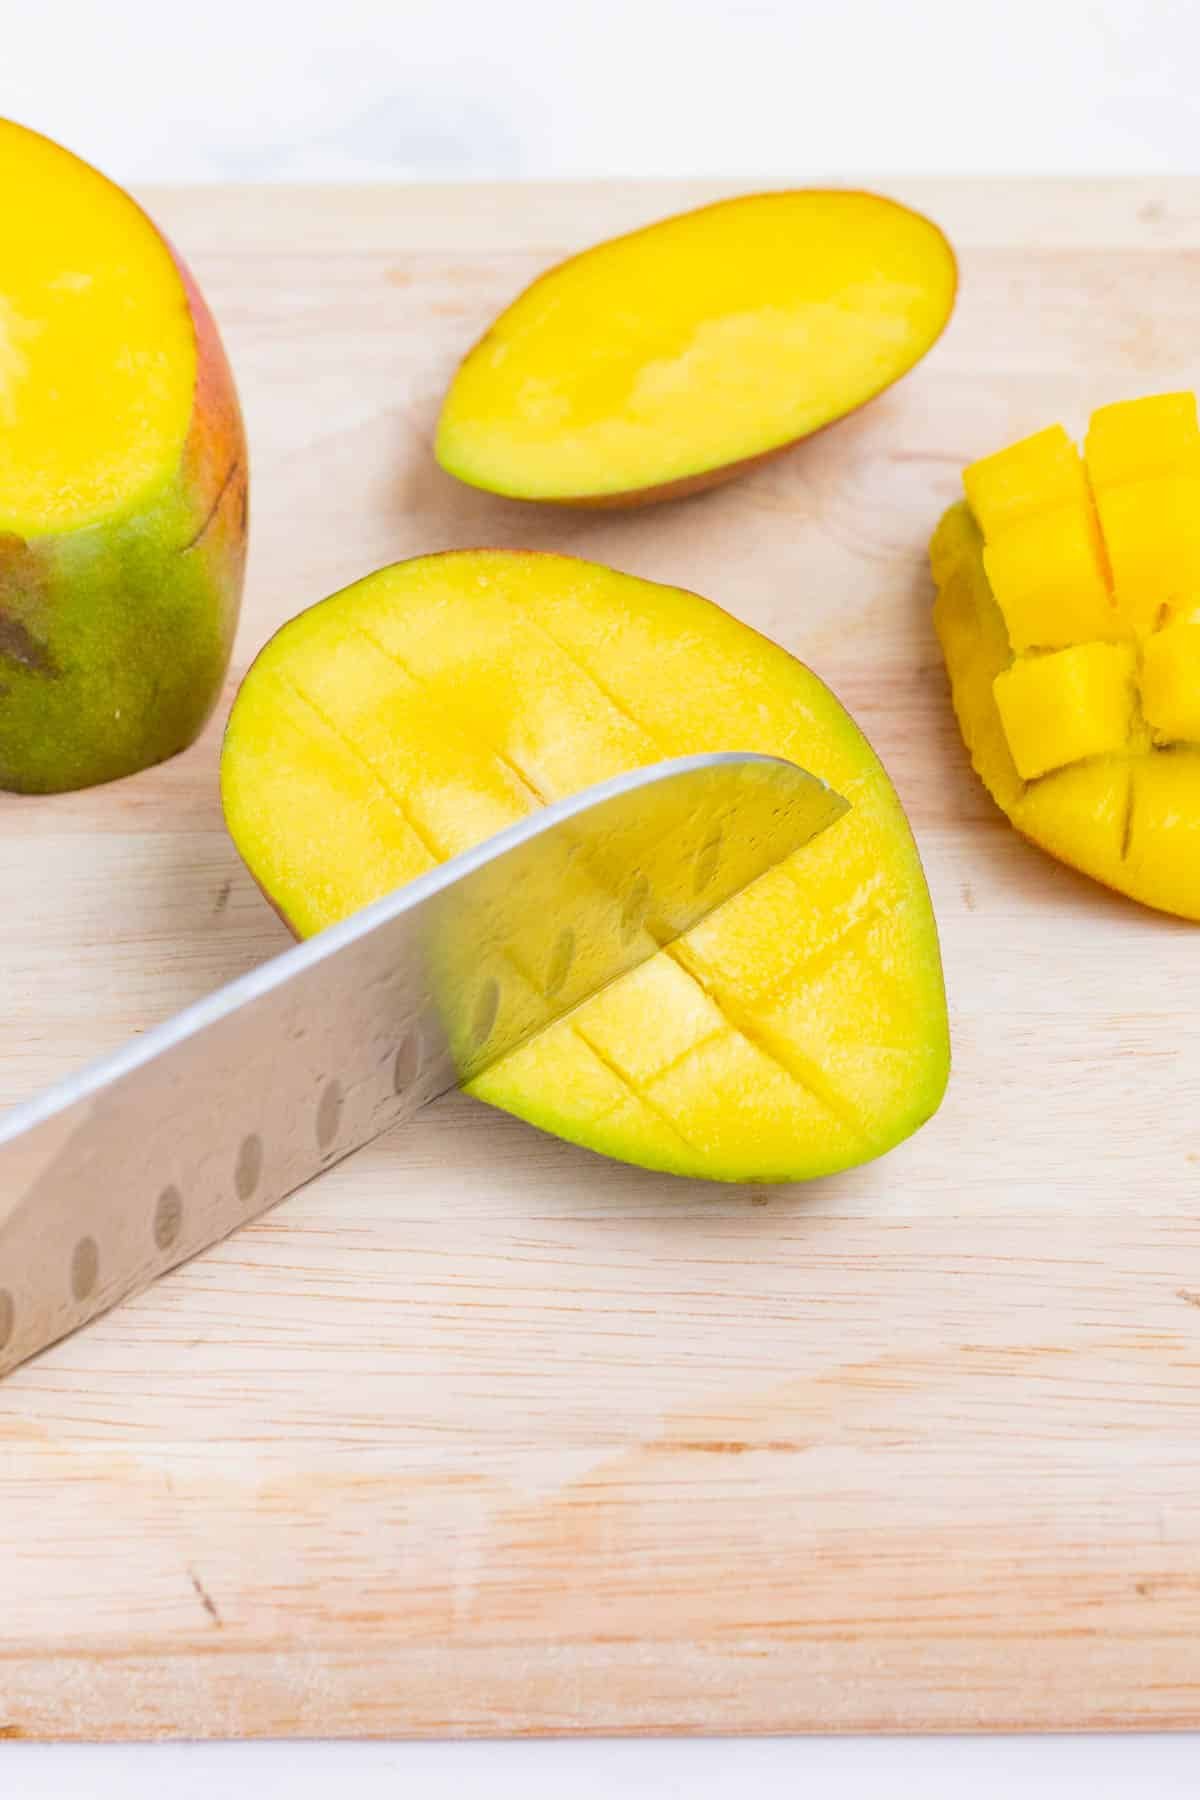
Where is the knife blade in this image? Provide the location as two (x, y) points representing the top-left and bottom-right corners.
(0, 751), (848, 1377)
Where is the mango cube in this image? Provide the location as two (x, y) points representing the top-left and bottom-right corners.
(982, 506), (1120, 652)
(964, 424), (1089, 539)
(1085, 392), (1200, 486)
(1084, 394), (1200, 634)
(1139, 620), (1200, 742)
(1091, 473), (1200, 634)
(993, 642), (1136, 781)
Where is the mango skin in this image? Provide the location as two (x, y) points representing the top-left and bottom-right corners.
(0, 252), (247, 794)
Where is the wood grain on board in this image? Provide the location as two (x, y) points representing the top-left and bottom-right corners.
(2, 180), (1200, 1740)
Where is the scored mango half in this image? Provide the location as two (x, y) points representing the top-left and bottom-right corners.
(221, 552), (949, 1183)
(436, 191), (957, 507)
(932, 392), (1200, 918)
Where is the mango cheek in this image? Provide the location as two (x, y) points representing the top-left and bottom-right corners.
(436, 191), (956, 506)
(222, 550), (949, 1185)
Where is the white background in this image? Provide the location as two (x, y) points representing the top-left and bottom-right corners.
(3, 0), (1200, 184)
(4, 0), (1200, 1790)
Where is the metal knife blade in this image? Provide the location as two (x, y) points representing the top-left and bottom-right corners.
(0, 751), (848, 1377)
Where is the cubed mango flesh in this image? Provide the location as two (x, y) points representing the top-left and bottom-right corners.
(982, 508), (1119, 651)
(964, 425), (1119, 651)
(1086, 392), (1200, 635)
(1090, 474), (1200, 635)
(992, 644), (1135, 781)
(1140, 620), (1200, 743)
(932, 390), (1200, 920)
(1085, 392), (1200, 486)
(963, 425), (1090, 538)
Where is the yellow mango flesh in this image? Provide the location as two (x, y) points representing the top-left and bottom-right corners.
(436, 192), (956, 506)
(993, 643), (1136, 781)
(1085, 392), (1200, 484)
(222, 552), (949, 1183)
(1141, 620), (1200, 741)
(962, 424), (1090, 538)
(932, 391), (1200, 919)
(0, 120), (196, 536)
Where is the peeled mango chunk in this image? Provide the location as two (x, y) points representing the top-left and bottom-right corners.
(932, 391), (1200, 919)
(1141, 620), (1200, 742)
(222, 551), (949, 1183)
(993, 643), (1136, 781)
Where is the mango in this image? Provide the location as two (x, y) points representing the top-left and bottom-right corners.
(1140, 619), (1200, 743)
(436, 191), (956, 507)
(964, 425), (1120, 650)
(932, 392), (1200, 919)
(993, 644), (1136, 781)
(0, 120), (246, 793)
(221, 552), (949, 1183)
(962, 424), (1091, 537)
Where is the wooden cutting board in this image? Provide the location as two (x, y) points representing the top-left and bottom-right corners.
(3, 179), (1200, 1742)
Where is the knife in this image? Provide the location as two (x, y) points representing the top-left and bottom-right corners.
(0, 751), (848, 1377)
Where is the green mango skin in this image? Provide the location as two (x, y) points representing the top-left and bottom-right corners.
(0, 250), (247, 794)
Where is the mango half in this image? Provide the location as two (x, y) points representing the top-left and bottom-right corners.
(0, 120), (246, 793)
(436, 192), (957, 507)
(221, 552), (949, 1183)
(932, 393), (1200, 919)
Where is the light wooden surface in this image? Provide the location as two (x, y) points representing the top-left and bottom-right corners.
(2, 179), (1200, 1741)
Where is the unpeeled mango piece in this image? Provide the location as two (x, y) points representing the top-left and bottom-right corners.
(223, 550), (949, 1182)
